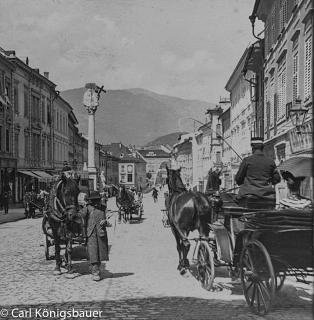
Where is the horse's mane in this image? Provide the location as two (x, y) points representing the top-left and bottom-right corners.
(49, 178), (79, 214)
(167, 169), (186, 195)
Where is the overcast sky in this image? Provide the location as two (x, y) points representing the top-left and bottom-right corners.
(0, 0), (255, 102)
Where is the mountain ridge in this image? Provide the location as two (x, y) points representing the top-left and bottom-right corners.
(61, 87), (215, 146)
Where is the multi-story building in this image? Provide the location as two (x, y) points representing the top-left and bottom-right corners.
(0, 51), (16, 197)
(137, 148), (171, 185)
(225, 47), (258, 187)
(219, 106), (233, 190)
(172, 134), (193, 187)
(68, 110), (79, 169)
(53, 96), (72, 170)
(251, 0), (313, 199)
(4, 51), (56, 201)
(102, 143), (146, 190)
(99, 151), (119, 186)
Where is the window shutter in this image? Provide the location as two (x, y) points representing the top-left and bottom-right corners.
(266, 101), (270, 139)
(274, 93), (278, 135)
(304, 36), (312, 100)
(293, 52), (299, 102)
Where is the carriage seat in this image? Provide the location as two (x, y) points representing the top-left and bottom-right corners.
(236, 194), (276, 210)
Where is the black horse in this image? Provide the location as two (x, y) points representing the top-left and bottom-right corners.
(43, 176), (82, 275)
(166, 167), (213, 274)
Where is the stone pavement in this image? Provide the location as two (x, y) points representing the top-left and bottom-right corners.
(0, 207), (26, 225)
(0, 193), (312, 319)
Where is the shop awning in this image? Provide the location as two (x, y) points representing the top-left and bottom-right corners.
(278, 157), (313, 177)
(18, 170), (41, 178)
(32, 170), (54, 180)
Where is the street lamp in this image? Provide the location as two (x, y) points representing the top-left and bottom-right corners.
(288, 99), (309, 134)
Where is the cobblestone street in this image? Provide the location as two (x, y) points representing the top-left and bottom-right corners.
(0, 193), (312, 319)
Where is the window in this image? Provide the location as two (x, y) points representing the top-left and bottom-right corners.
(277, 58), (286, 121)
(127, 174), (133, 183)
(216, 151), (221, 163)
(292, 52), (299, 103)
(304, 36), (312, 100)
(269, 75), (274, 126)
(14, 82), (18, 113)
(0, 126), (2, 150)
(279, 0), (288, 32)
(41, 97), (45, 123)
(25, 134), (29, 160)
(14, 133), (19, 157)
(42, 138), (46, 161)
(6, 129), (10, 152)
(24, 87), (29, 118)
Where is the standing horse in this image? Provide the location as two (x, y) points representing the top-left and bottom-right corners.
(166, 167), (213, 274)
(43, 176), (82, 275)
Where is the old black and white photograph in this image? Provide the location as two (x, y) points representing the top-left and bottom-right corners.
(0, 0), (313, 319)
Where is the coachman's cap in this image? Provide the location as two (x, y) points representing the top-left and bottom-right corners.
(250, 137), (264, 145)
(62, 165), (72, 172)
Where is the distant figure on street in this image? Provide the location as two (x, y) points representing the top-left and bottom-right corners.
(80, 191), (109, 281)
(205, 167), (221, 195)
(1, 190), (10, 214)
(152, 187), (158, 203)
(235, 137), (281, 208)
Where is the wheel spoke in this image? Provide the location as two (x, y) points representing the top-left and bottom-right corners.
(259, 281), (271, 301)
(256, 283), (261, 313)
(257, 283), (268, 311)
(250, 283), (257, 307)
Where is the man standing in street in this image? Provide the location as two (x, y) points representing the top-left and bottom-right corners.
(80, 191), (109, 281)
(235, 137), (281, 208)
(1, 189), (10, 215)
(205, 167), (222, 195)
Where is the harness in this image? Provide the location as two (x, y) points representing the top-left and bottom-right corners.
(48, 180), (77, 222)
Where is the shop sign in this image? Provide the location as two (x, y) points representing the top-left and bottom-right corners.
(289, 120), (313, 153)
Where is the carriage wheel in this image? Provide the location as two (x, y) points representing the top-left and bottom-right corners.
(240, 240), (275, 315)
(196, 241), (215, 291)
(275, 273), (286, 292)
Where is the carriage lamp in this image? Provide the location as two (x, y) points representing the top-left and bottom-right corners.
(288, 100), (308, 134)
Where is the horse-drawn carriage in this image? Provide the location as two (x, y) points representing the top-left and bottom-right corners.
(163, 167), (313, 315)
(116, 187), (143, 223)
(24, 190), (49, 218)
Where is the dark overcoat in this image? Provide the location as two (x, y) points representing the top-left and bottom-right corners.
(235, 150), (281, 200)
(81, 204), (109, 264)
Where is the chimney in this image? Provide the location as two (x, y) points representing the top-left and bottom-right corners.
(44, 72), (49, 79)
(34, 68), (40, 73)
(26, 57), (29, 65)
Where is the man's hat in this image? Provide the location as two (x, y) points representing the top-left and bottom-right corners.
(62, 161), (72, 172)
(251, 137), (264, 146)
(87, 191), (101, 201)
(62, 165), (72, 172)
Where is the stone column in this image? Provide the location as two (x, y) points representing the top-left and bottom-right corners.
(83, 83), (99, 191)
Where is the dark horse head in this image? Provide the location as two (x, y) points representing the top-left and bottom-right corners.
(166, 166), (213, 276)
(44, 175), (81, 275)
(55, 176), (80, 222)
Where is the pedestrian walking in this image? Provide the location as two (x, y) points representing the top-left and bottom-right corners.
(81, 191), (109, 281)
(1, 190), (10, 214)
